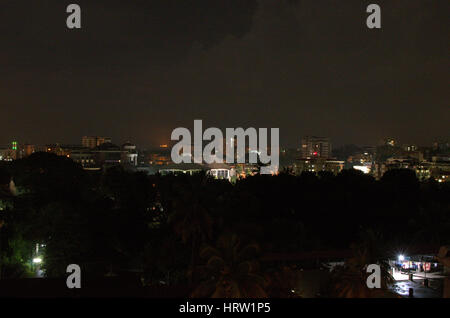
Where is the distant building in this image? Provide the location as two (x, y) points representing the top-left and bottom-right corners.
(347, 152), (373, 165)
(158, 163), (204, 176)
(432, 154), (450, 163)
(405, 150), (424, 162)
(384, 157), (417, 170)
(10, 141), (18, 160)
(1, 142), (38, 160)
(45, 144), (65, 156)
(0, 148), (14, 161)
(156, 162), (235, 181)
(21, 144), (35, 157)
(66, 142), (138, 170)
(146, 147), (172, 165)
(378, 157), (450, 182)
(91, 142), (124, 167)
(82, 136), (111, 149)
(300, 136), (332, 159)
(403, 144), (418, 152)
(415, 163), (432, 181)
(294, 158), (344, 176)
(122, 142), (138, 166)
(68, 149), (96, 168)
(430, 161), (450, 183)
(206, 163), (236, 181)
(433, 139), (449, 152)
(135, 165), (158, 175)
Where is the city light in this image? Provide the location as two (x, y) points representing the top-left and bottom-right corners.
(0, 0), (448, 302)
(353, 165), (371, 174)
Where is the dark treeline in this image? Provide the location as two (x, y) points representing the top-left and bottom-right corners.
(0, 152), (449, 297)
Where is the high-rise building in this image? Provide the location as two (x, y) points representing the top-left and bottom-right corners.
(82, 136), (111, 149)
(433, 139), (449, 152)
(10, 141), (18, 160)
(300, 136), (332, 159)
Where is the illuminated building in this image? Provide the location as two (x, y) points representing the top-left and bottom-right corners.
(9, 141), (18, 160)
(147, 146), (172, 165)
(376, 157), (449, 181)
(82, 136), (112, 149)
(294, 158), (344, 176)
(91, 142), (124, 167)
(384, 157), (416, 170)
(157, 163), (235, 181)
(206, 163), (235, 181)
(415, 163), (432, 181)
(158, 163), (204, 176)
(0, 148), (15, 161)
(403, 144), (418, 152)
(432, 139), (449, 152)
(300, 136), (332, 159)
(69, 149), (95, 168)
(45, 144), (64, 156)
(353, 164), (372, 174)
(430, 159), (450, 182)
(122, 142), (138, 166)
(149, 153), (171, 165)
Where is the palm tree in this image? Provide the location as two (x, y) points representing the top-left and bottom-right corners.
(329, 229), (398, 298)
(265, 266), (302, 298)
(168, 175), (213, 281)
(191, 233), (267, 298)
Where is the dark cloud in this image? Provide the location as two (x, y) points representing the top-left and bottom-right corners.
(0, 0), (448, 148)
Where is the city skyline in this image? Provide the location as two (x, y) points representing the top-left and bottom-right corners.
(1, 1), (449, 302)
(1, 134), (447, 151)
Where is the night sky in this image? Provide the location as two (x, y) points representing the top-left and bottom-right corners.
(1, 0), (448, 148)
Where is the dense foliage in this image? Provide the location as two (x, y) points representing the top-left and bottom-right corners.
(0, 152), (449, 297)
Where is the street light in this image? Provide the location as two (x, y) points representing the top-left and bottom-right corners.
(32, 257), (42, 264)
(398, 255), (405, 261)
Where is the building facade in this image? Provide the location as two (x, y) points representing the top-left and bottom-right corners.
(81, 136), (112, 149)
(300, 136), (332, 159)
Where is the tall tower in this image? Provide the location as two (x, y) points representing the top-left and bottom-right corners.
(11, 141), (18, 160)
